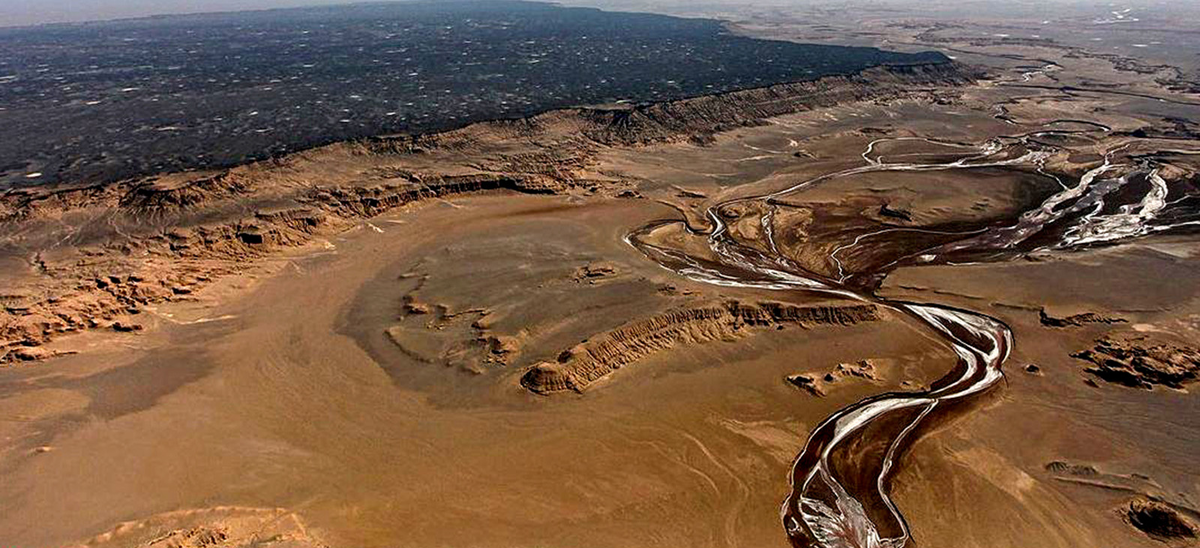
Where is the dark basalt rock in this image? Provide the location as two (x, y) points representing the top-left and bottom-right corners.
(879, 203), (914, 222)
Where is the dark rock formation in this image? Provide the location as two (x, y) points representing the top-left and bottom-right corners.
(1072, 333), (1200, 390)
(1127, 499), (1197, 541)
(1039, 308), (1126, 328)
(879, 203), (914, 222)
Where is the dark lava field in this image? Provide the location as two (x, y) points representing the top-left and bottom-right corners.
(0, 0), (946, 188)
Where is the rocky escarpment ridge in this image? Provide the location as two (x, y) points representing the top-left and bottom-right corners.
(70, 506), (326, 548)
(0, 62), (970, 363)
(1039, 308), (1126, 328)
(578, 62), (977, 146)
(521, 301), (882, 394)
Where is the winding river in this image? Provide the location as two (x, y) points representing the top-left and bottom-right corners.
(624, 128), (1190, 547)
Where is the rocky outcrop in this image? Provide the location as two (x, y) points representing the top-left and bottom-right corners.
(1072, 333), (1200, 390)
(521, 301), (881, 394)
(118, 171), (253, 213)
(786, 359), (880, 396)
(573, 262), (620, 284)
(72, 507), (327, 548)
(1039, 308), (1126, 328)
(1045, 461), (1100, 477)
(1126, 499), (1197, 542)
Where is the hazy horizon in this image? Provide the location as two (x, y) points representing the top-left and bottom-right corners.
(2, 0), (1185, 28)
(0, 0), (402, 27)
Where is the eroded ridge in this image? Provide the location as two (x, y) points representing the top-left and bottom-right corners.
(521, 300), (881, 394)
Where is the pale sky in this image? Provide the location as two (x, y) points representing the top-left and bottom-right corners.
(0, 0), (381, 27)
(1, 0), (1181, 28)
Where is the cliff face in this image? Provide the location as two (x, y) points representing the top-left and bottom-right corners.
(521, 301), (883, 394)
(579, 63), (976, 146)
(0, 62), (973, 363)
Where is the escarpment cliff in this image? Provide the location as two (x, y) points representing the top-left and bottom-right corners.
(579, 62), (976, 146)
(521, 301), (882, 394)
(0, 62), (969, 363)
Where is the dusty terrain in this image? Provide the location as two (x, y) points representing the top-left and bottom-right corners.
(2, 3), (1200, 548)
